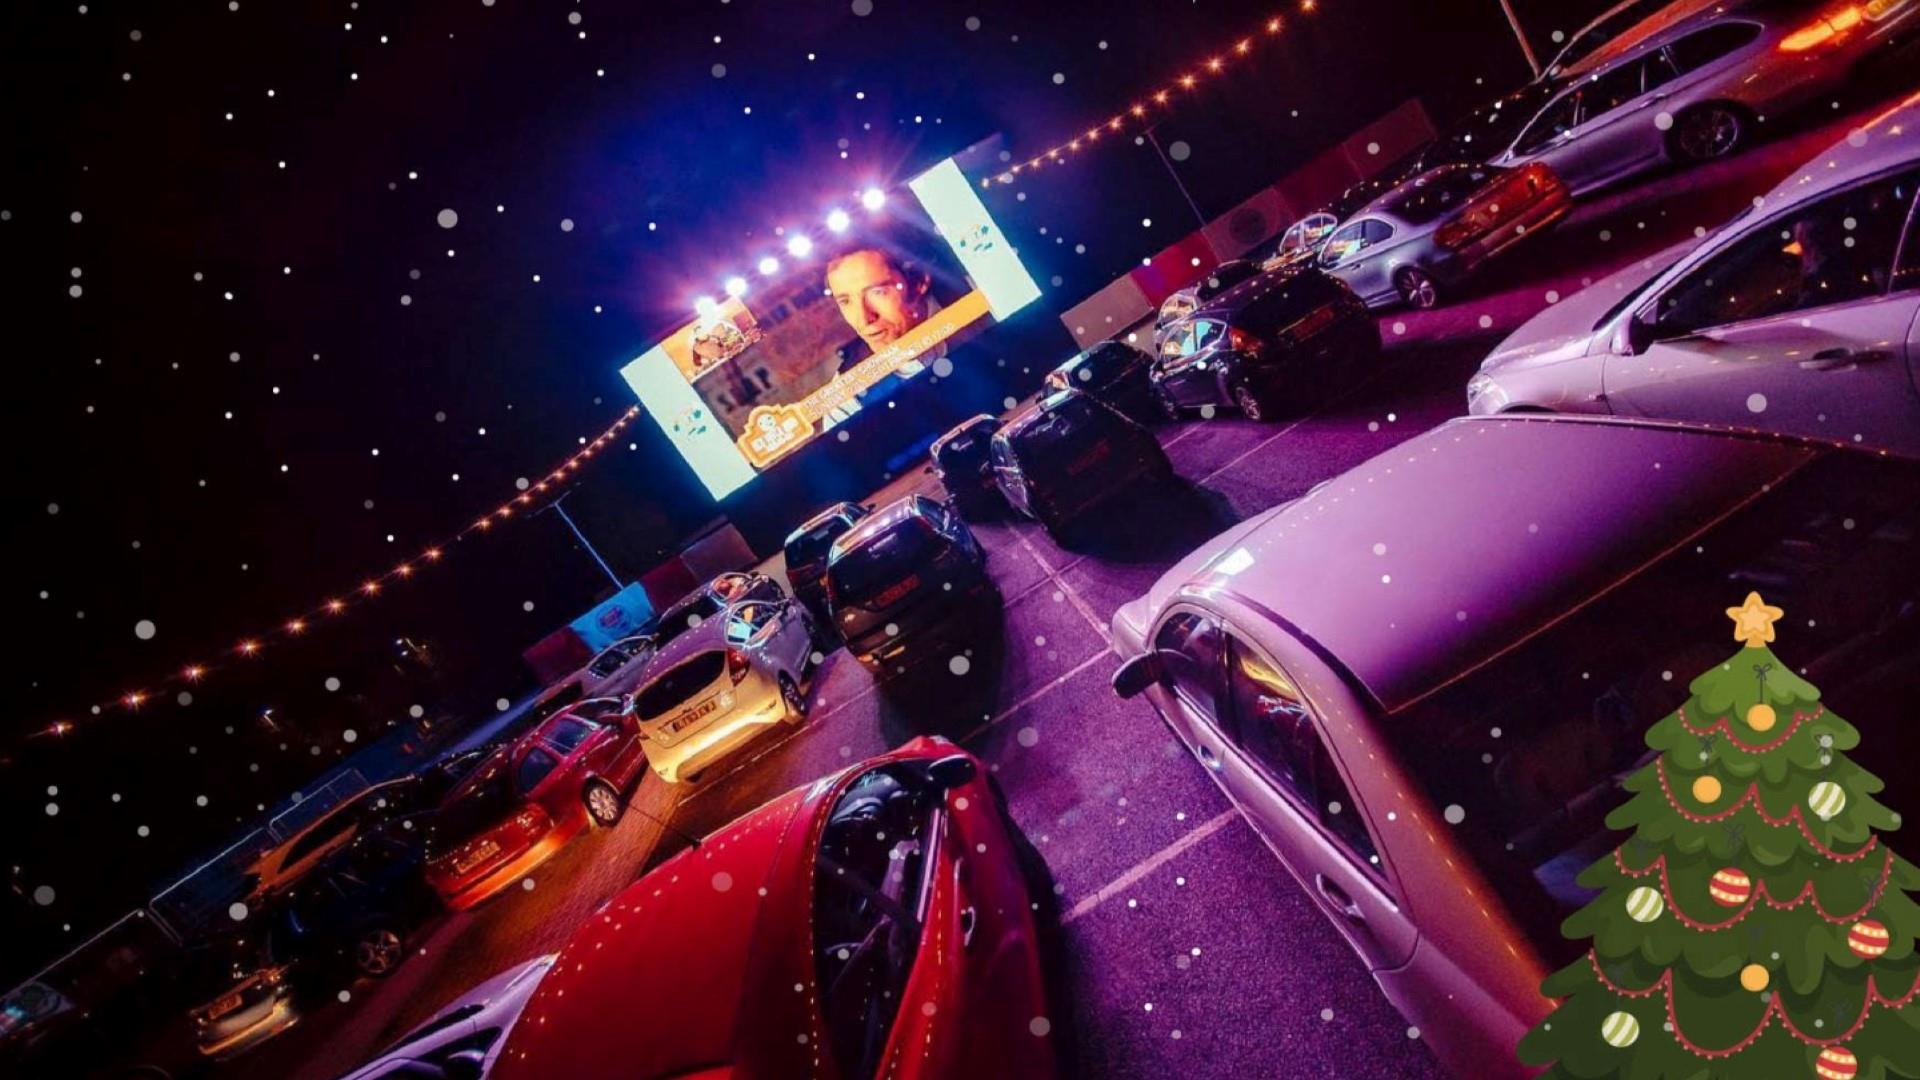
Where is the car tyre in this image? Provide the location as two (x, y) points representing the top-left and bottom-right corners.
(779, 673), (809, 724)
(1230, 380), (1276, 423)
(583, 778), (624, 826)
(1669, 102), (1747, 164)
(1393, 266), (1440, 310)
(352, 924), (405, 978)
(1153, 384), (1182, 422)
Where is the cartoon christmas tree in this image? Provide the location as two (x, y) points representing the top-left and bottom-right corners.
(1518, 593), (1920, 1079)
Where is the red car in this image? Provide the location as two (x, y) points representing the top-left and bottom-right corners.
(489, 738), (1059, 1080)
(422, 697), (647, 910)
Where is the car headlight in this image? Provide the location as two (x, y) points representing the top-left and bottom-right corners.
(1466, 372), (1508, 414)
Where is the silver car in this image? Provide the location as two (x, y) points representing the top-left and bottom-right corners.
(1318, 162), (1571, 309)
(1109, 412), (1920, 1080)
(340, 953), (556, 1079)
(629, 596), (815, 784)
(1470, 90), (1920, 458)
(1492, 0), (1920, 196)
(576, 634), (656, 698)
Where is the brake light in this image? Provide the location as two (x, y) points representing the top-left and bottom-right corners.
(1227, 327), (1263, 353)
(1780, 5), (1864, 50)
(725, 647), (750, 684)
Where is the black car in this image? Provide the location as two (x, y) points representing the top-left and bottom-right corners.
(652, 570), (784, 646)
(929, 415), (1003, 517)
(990, 389), (1173, 542)
(824, 495), (997, 675)
(1042, 341), (1157, 421)
(782, 501), (871, 633)
(1149, 258), (1266, 354)
(264, 814), (442, 986)
(1150, 269), (1377, 422)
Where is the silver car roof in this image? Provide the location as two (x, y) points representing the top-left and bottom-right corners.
(1189, 416), (1820, 713)
(637, 607), (737, 678)
(1754, 89), (1920, 209)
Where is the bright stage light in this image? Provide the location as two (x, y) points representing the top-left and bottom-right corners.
(694, 295), (720, 317)
(825, 208), (851, 232)
(786, 234), (814, 258)
(757, 256), (780, 275)
(724, 276), (748, 297)
(860, 188), (886, 211)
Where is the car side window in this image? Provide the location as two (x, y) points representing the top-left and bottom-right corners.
(543, 717), (599, 753)
(1579, 59), (1646, 120)
(1223, 639), (1385, 881)
(1648, 169), (1920, 338)
(1319, 222), (1370, 268)
(726, 602), (777, 643)
(1360, 220), (1393, 245)
(1642, 48), (1680, 92)
(514, 747), (561, 793)
(1153, 612), (1229, 719)
(1666, 21), (1761, 73)
(1191, 320), (1224, 352)
(283, 810), (357, 866)
(1514, 91), (1580, 155)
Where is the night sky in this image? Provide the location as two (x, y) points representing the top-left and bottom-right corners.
(4, 0), (1610, 974)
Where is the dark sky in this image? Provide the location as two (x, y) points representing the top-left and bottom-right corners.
(3, 0), (1611, 962)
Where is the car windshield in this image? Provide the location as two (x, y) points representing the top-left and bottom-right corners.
(1391, 450), (1920, 964)
(1386, 167), (1498, 226)
(655, 593), (724, 647)
(829, 521), (939, 604)
(542, 717), (600, 754)
(788, 519), (851, 570)
(634, 651), (726, 719)
(813, 766), (939, 1080)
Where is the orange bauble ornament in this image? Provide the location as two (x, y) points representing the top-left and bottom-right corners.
(1746, 702), (1776, 731)
(1692, 775), (1723, 804)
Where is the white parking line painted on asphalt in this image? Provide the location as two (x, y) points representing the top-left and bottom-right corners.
(1061, 809), (1239, 925)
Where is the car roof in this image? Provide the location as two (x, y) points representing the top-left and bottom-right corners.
(1184, 416), (1824, 714)
(491, 781), (824, 1080)
(637, 612), (734, 679)
(998, 387), (1093, 439)
(1752, 89), (1920, 210)
(783, 501), (865, 548)
(829, 494), (933, 561)
(1190, 266), (1339, 324)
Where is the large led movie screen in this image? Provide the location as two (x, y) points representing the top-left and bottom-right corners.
(621, 158), (1041, 500)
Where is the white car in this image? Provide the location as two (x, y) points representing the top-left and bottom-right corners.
(576, 634), (656, 698)
(339, 953), (556, 1079)
(1470, 90), (1920, 458)
(628, 597), (816, 784)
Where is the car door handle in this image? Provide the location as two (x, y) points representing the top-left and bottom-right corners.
(1316, 874), (1366, 922)
(959, 905), (978, 948)
(1195, 744), (1223, 772)
(1801, 347), (1891, 370)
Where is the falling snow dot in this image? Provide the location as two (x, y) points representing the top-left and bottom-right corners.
(965, 15), (980, 29)
(560, 218), (575, 232)
(137, 826), (150, 837)
(34, 886), (56, 906)
(851, 0), (873, 13)
(1654, 112), (1674, 131)
(496, 698), (510, 711)
(949, 655), (971, 676)
(228, 902), (249, 921)
(521, 878), (536, 891)
(1029, 1017), (1051, 1037)
(134, 619), (156, 640)
(712, 871), (734, 892)
(324, 676), (341, 692)
(1372, 543), (1387, 556)
(409, 705), (425, 718)
(1168, 141), (1191, 162)
(45, 803), (59, 816)
(1052, 72), (1065, 84)
(712, 63), (727, 78)
(343, 729), (358, 743)
(1017, 726), (1040, 748)
(1321, 1008), (1335, 1021)
(1444, 804), (1466, 824)
(436, 209), (458, 228)
(1746, 393), (1767, 414)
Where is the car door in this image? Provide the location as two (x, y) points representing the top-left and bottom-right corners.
(1608, 166), (1920, 457)
(1165, 319), (1228, 404)
(1319, 220), (1397, 305)
(988, 433), (1030, 516)
(1554, 52), (1672, 190)
(1210, 630), (1416, 971)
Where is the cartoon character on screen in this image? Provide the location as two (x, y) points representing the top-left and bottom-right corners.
(821, 246), (935, 430)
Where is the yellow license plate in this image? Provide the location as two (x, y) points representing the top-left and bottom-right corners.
(454, 839), (500, 874)
(207, 992), (244, 1020)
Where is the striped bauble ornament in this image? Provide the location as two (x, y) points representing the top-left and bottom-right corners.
(1816, 1045), (1858, 1079)
(1600, 1010), (1639, 1048)
(1709, 867), (1752, 907)
(1809, 781), (1847, 821)
(1848, 919), (1890, 959)
(1625, 885), (1664, 923)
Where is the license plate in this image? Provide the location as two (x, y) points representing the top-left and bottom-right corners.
(666, 698), (718, 734)
(206, 992), (244, 1021)
(1868, 0), (1910, 19)
(1291, 306), (1337, 339)
(454, 839), (501, 874)
(869, 575), (921, 609)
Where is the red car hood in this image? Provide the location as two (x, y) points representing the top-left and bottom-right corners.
(492, 768), (847, 1080)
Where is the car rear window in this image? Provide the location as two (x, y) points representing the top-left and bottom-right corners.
(1387, 167), (1498, 225)
(1666, 20), (1762, 73)
(635, 651), (727, 719)
(1010, 396), (1121, 471)
(655, 593), (724, 647)
(829, 521), (939, 604)
(1235, 273), (1351, 331)
(1391, 450), (1920, 964)
(788, 520), (850, 570)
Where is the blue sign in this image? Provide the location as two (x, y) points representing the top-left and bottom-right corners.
(569, 584), (655, 652)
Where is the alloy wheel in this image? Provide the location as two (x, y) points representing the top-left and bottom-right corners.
(355, 928), (403, 977)
(1676, 107), (1741, 162)
(781, 674), (808, 721)
(1396, 268), (1438, 310)
(586, 782), (622, 825)
(1232, 383), (1266, 422)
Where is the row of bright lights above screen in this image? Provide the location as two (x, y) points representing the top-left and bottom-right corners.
(695, 187), (889, 318)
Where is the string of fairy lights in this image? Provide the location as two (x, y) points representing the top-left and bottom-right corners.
(984, 1), (1321, 188)
(33, 405), (643, 743)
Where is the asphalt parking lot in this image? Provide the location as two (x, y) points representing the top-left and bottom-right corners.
(234, 99), (1893, 1080)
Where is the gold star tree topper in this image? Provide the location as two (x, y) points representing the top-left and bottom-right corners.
(1726, 592), (1784, 648)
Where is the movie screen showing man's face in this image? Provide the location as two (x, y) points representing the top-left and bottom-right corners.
(621, 158), (1041, 500)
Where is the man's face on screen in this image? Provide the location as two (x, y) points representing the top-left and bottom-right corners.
(827, 249), (929, 353)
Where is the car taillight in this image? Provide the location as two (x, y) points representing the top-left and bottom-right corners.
(1780, 4), (1864, 50)
(1227, 327), (1263, 353)
(1435, 217), (1481, 251)
(725, 647), (750, 683)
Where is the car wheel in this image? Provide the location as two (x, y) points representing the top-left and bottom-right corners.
(583, 779), (624, 826)
(779, 673), (809, 724)
(1670, 103), (1746, 164)
(1153, 384), (1182, 422)
(353, 925), (405, 978)
(1230, 381), (1274, 422)
(1393, 266), (1440, 310)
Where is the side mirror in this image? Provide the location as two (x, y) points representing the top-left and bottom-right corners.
(927, 754), (978, 791)
(1111, 653), (1163, 699)
(441, 1048), (488, 1080)
(1615, 311), (1653, 356)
